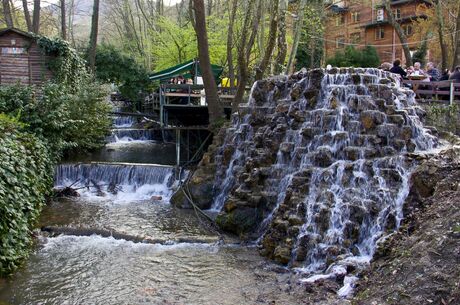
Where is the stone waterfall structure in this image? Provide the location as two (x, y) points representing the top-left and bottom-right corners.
(171, 68), (438, 273)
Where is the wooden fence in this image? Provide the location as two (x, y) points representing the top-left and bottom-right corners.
(402, 80), (460, 104)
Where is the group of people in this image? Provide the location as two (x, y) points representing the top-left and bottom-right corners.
(381, 59), (460, 83)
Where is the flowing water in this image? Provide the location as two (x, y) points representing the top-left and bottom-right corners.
(210, 68), (438, 282)
(0, 109), (299, 305)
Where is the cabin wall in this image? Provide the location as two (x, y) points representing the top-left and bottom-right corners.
(0, 31), (53, 86)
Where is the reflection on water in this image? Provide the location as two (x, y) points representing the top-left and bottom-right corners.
(0, 235), (296, 305)
(0, 198), (301, 305)
(67, 142), (177, 165)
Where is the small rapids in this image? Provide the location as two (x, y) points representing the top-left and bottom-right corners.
(108, 128), (160, 143)
(54, 163), (175, 201)
(210, 68), (438, 282)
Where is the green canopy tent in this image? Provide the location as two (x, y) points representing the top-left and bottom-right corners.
(149, 59), (223, 84)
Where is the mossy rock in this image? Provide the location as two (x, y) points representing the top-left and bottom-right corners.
(216, 207), (260, 235)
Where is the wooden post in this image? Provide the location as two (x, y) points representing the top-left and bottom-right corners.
(160, 85), (164, 127)
(176, 129), (181, 167)
(450, 81), (455, 105)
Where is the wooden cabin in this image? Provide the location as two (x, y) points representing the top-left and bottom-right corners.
(0, 28), (53, 86)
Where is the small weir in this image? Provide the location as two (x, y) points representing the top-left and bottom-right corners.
(0, 100), (299, 305)
(107, 128), (160, 143)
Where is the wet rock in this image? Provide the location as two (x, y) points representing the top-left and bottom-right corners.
(360, 110), (386, 130)
(274, 245), (292, 265)
(388, 114), (405, 126)
(280, 142), (295, 153)
(216, 207), (259, 235)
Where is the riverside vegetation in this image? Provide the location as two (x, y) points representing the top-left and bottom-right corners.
(0, 36), (111, 277)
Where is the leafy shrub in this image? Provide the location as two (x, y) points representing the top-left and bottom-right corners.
(93, 44), (150, 102)
(0, 82), (111, 160)
(0, 115), (52, 276)
(327, 45), (380, 68)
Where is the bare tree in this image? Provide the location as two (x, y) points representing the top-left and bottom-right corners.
(191, 0), (224, 125)
(286, 0), (307, 74)
(32, 0), (40, 33)
(382, 0), (412, 66)
(60, 0), (67, 40)
(22, 0), (32, 31)
(255, 0), (278, 80)
(274, 0), (287, 74)
(233, 0), (262, 111)
(2, 0), (13, 27)
(226, 0), (238, 88)
(452, 1), (460, 69)
(88, 0), (100, 72)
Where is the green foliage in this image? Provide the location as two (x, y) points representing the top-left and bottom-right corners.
(36, 35), (89, 91)
(426, 103), (459, 134)
(94, 44), (150, 102)
(327, 46), (380, 68)
(412, 40), (428, 66)
(296, 3), (324, 69)
(0, 116), (52, 276)
(0, 81), (111, 161)
(0, 33), (111, 277)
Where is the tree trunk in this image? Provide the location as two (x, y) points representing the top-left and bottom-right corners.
(383, 0), (412, 66)
(233, 0), (262, 111)
(192, 0), (224, 126)
(226, 0), (238, 89)
(255, 0), (279, 80)
(452, 1), (460, 69)
(433, 0), (447, 70)
(60, 0), (67, 40)
(2, 0), (13, 28)
(274, 0), (287, 75)
(32, 0), (40, 34)
(88, 0), (100, 72)
(22, 0), (32, 31)
(286, 0), (307, 74)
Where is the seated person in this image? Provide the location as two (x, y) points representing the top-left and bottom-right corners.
(390, 59), (407, 79)
(426, 62), (441, 81)
(449, 66), (460, 83)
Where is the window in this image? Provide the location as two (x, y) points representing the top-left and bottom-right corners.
(335, 14), (345, 26)
(1, 47), (26, 55)
(402, 24), (413, 36)
(351, 12), (360, 23)
(375, 27), (385, 40)
(336, 36), (345, 48)
(393, 8), (401, 20)
(376, 9), (384, 21)
(350, 32), (361, 44)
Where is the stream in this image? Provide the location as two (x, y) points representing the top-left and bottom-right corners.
(0, 107), (300, 305)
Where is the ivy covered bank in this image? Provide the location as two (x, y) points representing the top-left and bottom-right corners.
(0, 36), (111, 276)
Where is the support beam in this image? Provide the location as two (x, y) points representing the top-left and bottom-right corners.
(176, 129), (181, 167)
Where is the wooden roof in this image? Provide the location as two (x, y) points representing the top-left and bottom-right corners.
(0, 27), (35, 39)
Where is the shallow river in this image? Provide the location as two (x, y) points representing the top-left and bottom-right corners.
(0, 120), (301, 305)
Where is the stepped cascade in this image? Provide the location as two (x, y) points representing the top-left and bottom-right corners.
(55, 163), (175, 200)
(108, 128), (160, 143)
(206, 68), (438, 272)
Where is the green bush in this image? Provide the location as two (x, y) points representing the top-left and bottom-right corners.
(0, 82), (111, 160)
(93, 44), (150, 102)
(327, 45), (380, 68)
(0, 34), (112, 276)
(0, 115), (53, 276)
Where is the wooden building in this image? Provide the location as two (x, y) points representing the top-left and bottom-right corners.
(0, 28), (53, 85)
(324, 0), (431, 65)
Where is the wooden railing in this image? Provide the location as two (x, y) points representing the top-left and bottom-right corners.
(401, 80), (460, 104)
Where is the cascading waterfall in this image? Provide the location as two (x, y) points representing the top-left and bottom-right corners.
(113, 116), (136, 128)
(55, 163), (174, 201)
(108, 129), (159, 143)
(211, 68), (437, 278)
